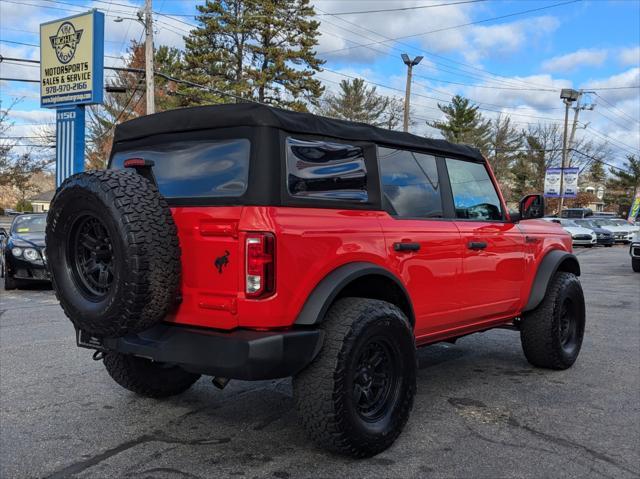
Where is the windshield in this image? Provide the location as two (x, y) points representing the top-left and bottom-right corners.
(11, 215), (46, 234)
(575, 219), (595, 228)
(610, 219), (628, 226)
(593, 219), (615, 227)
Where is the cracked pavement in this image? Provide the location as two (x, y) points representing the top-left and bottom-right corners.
(1, 246), (639, 478)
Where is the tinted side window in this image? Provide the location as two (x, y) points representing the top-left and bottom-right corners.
(378, 147), (442, 218)
(286, 138), (367, 202)
(446, 158), (503, 221)
(111, 139), (250, 198)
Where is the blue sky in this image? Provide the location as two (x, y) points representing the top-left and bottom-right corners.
(1, 0), (639, 165)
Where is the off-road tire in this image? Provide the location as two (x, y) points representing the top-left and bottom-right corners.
(521, 272), (585, 369)
(46, 169), (181, 337)
(104, 352), (200, 398)
(293, 298), (416, 457)
(632, 257), (640, 272)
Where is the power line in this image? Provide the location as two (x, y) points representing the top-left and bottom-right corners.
(594, 92), (640, 125)
(412, 73), (557, 92)
(317, 0), (486, 16)
(313, 5), (572, 92)
(582, 86), (640, 91)
(570, 149), (631, 173)
(321, 66), (567, 122)
(319, 0), (581, 55)
(0, 78), (40, 83)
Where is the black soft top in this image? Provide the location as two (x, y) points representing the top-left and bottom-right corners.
(113, 103), (484, 161)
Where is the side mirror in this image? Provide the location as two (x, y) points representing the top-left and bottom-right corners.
(517, 194), (545, 221)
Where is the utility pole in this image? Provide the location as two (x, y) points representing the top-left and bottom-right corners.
(401, 54), (423, 133)
(567, 92), (595, 165)
(143, 0), (155, 114)
(559, 89), (580, 214)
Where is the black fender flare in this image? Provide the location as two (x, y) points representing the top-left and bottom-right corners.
(523, 250), (581, 312)
(294, 262), (415, 326)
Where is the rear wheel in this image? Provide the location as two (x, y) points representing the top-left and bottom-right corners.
(521, 272), (585, 369)
(632, 258), (640, 272)
(103, 352), (200, 398)
(293, 298), (416, 457)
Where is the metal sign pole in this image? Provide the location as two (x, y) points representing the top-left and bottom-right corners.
(55, 106), (85, 187)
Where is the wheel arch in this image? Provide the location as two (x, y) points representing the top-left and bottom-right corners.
(523, 249), (580, 313)
(294, 262), (415, 328)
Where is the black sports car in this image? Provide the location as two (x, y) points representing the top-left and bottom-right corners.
(2, 213), (50, 290)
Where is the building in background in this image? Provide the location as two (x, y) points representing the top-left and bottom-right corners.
(29, 190), (55, 213)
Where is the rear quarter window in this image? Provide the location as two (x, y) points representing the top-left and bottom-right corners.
(111, 139), (250, 198)
(286, 137), (368, 202)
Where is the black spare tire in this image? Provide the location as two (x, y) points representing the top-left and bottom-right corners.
(46, 169), (181, 337)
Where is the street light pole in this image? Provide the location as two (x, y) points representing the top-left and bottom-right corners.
(401, 54), (423, 133)
(143, 0), (155, 114)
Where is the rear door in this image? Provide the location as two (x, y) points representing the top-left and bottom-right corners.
(376, 147), (464, 338)
(110, 136), (253, 330)
(444, 158), (525, 322)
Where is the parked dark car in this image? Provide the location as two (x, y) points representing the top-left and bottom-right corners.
(2, 213), (49, 290)
(573, 219), (615, 247)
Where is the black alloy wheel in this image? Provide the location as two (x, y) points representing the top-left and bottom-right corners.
(69, 215), (115, 300)
(558, 298), (579, 354)
(521, 271), (585, 370)
(294, 298), (416, 457)
(353, 337), (401, 422)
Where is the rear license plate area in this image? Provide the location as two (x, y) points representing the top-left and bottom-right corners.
(76, 329), (106, 350)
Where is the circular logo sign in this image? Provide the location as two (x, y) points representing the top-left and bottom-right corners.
(49, 22), (84, 64)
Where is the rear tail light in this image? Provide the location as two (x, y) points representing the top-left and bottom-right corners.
(245, 233), (275, 298)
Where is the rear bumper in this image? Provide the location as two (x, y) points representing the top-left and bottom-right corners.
(80, 323), (324, 380)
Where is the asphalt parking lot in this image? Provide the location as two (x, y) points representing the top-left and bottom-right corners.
(1, 246), (638, 479)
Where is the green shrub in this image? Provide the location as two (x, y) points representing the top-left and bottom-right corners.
(15, 199), (33, 213)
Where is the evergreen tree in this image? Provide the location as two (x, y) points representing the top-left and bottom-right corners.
(488, 115), (522, 188)
(606, 155), (640, 214)
(317, 78), (403, 129)
(86, 41), (184, 169)
(588, 159), (606, 184)
(182, 0), (254, 105)
(510, 154), (535, 200)
(428, 95), (491, 154)
(182, 0), (324, 110)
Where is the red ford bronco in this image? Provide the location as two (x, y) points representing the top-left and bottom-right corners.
(47, 104), (585, 457)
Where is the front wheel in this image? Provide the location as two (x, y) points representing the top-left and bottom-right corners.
(632, 257), (640, 272)
(4, 274), (20, 290)
(293, 298), (416, 457)
(520, 272), (585, 369)
(103, 352), (200, 398)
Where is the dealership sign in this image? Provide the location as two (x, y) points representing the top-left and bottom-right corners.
(40, 11), (104, 108)
(544, 167), (579, 198)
